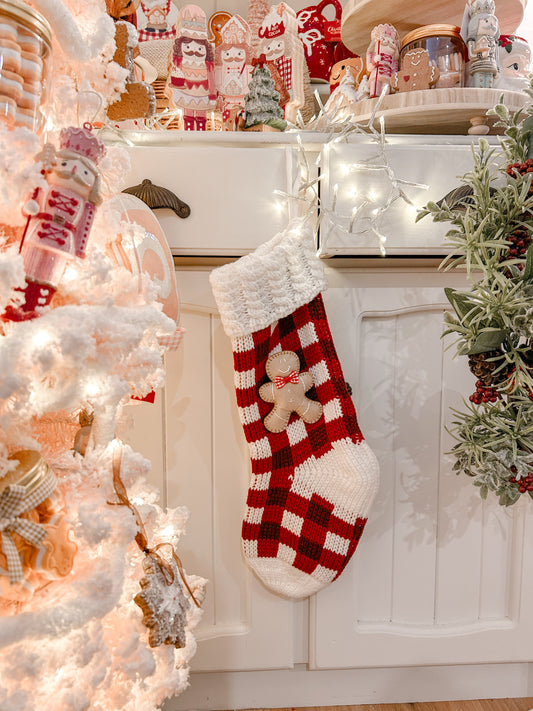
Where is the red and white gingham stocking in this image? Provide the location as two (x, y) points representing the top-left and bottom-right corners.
(210, 225), (379, 599)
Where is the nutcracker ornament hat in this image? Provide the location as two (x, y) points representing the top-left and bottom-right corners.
(177, 4), (209, 40)
(210, 223), (380, 599)
(221, 15), (250, 46)
(56, 124), (106, 205)
(59, 124), (105, 164)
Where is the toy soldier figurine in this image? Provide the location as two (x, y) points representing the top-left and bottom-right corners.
(215, 15), (253, 129)
(462, 0), (500, 88)
(365, 23), (400, 98)
(166, 4), (217, 130)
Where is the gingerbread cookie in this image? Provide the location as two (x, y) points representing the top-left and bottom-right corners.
(107, 20), (156, 121)
(134, 554), (191, 648)
(208, 10), (232, 47)
(391, 48), (439, 92)
(259, 350), (323, 433)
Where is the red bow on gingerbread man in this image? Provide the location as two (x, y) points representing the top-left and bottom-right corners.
(275, 371), (299, 388)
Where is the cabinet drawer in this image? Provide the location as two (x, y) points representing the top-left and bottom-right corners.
(319, 137), (494, 256)
(124, 144), (299, 256)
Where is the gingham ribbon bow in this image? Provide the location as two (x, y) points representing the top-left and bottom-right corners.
(275, 371), (299, 389)
(0, 472), (56, 584)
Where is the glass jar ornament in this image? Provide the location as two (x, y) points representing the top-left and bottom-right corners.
(0, 450), (77, 605)
(0, 0), (52, 133)
(400, 25), (467, 89)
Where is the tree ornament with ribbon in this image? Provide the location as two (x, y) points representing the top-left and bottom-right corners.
(110, 444), (201, 648)
(0, 450), (77, 603)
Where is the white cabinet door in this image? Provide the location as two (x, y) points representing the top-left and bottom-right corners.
(127, 268), (297, 672)
(311, 266), (533, 669)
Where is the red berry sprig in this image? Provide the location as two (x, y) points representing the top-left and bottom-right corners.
(469, 379), (499, 404)
(506, 158), (533, 191)
(509, 468), (533, 493)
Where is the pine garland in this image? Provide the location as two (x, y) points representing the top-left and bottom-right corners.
(418, 77), (533, 506)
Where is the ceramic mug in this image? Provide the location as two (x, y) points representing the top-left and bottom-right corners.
(297, 0), (342, 83)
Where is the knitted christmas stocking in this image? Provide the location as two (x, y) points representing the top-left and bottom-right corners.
(210, 225), (379, 599)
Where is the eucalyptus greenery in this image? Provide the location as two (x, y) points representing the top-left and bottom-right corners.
(417, 77), (533, 506)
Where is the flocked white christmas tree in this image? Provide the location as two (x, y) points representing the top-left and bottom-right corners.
(0, 2), (205, 710)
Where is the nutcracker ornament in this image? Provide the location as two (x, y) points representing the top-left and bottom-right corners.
(3, 124), (105, 322)
(215, 15), (253, 130)
(257, 4), (306, 123)
(365, 23), (400, 98)
(462, 0), (499, 88)
(165, 4), (217, 130)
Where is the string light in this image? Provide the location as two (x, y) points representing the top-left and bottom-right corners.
(32, 329), (52, 348)
(276, 101), (432, 256)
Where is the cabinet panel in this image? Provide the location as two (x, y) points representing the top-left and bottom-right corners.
(124, 145), (299, 256)
(311, 268), (533, 669)
(319, 137), (497, 256)
(160, 269), (295, 672)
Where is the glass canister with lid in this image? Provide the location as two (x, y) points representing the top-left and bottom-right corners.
(400, 25), (467, 89)
(0, 0), (52, 134)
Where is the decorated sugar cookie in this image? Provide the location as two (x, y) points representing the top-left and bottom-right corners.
(391, 48), (439, 92)
(257, 3), (306, 123)
(165, 5), (217, 130)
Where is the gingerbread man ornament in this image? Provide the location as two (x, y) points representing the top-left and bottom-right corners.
(391, 48), (439, 92)
(259, 351), (323, 433)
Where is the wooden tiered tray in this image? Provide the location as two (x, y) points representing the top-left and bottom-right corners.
(345, 87), (528, 134)
(341, 0), (527, 57)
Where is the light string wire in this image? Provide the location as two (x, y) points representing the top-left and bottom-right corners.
(280, 86), (430, 257)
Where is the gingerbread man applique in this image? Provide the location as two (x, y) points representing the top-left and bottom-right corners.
(391, 48), (439, 92)
(259, 350), (323, 433)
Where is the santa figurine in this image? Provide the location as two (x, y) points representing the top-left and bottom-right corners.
(165, 4), (217, 130)
(3, 124), (105, 321)
(365, 23), (400, 98)
(494, 34), (531, 92)
(215, 15), (253, 130)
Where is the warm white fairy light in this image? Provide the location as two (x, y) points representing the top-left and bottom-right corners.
(32, 328), (52, 348)
(83, 377), (104, 399)
(62, 264), (79, 282)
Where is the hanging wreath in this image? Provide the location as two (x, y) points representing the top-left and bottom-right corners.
(418, 78), (533, 506)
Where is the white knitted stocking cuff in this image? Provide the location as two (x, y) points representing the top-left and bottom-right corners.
(210, 223), (327, 339)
